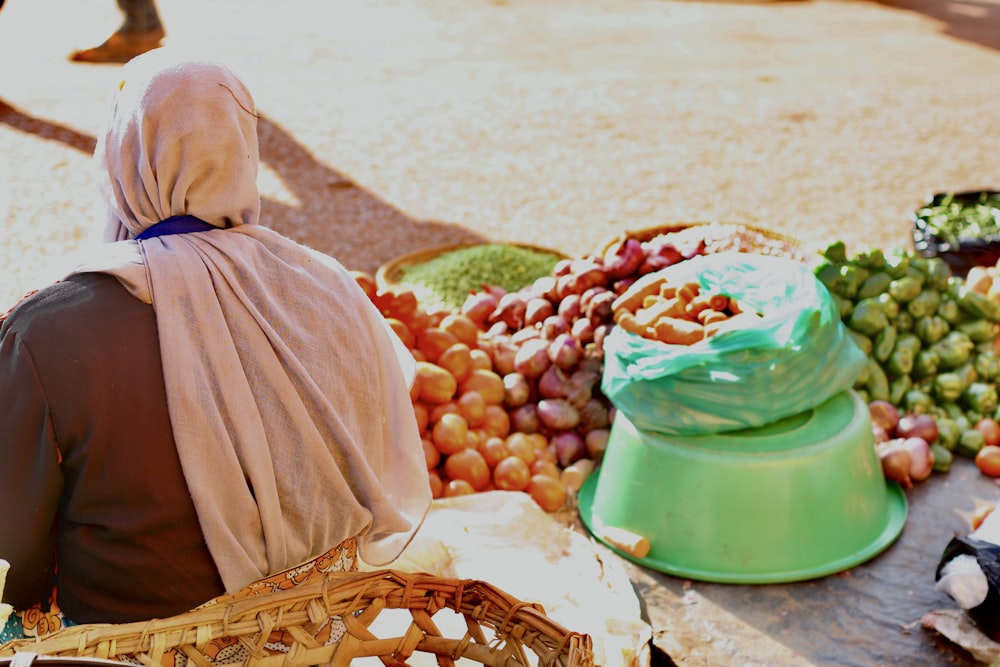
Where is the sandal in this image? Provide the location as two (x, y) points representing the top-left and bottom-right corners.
(69, 27), (166, 64)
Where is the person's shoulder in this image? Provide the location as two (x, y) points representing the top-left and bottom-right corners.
(1, 274), (134, 335)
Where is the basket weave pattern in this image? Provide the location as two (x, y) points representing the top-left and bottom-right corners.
(0, 570), (594, 667)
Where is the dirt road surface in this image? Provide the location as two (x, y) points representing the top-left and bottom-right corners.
(2, 0), (999, 311)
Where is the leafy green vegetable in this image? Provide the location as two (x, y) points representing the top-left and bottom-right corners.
(916, 191), (1000, 248)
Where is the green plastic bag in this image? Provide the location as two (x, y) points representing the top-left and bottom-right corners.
(600, 252), (868, 435)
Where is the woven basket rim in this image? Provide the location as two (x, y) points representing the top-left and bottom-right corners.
(375, 242), (570, 292)
(595, 221), (803, 257)
(0, 569), (595, 667)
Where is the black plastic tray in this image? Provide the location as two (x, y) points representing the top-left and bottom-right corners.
(912, 189), (1000, 278)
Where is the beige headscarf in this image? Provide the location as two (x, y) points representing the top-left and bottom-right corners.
(72, 49), (430, 593)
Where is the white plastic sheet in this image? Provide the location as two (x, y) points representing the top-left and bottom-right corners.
(361, 491), (652, 667)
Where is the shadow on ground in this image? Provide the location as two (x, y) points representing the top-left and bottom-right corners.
(255, 115), (485, 275)
(873, 0), (1000, 51)
(0, 100), (484, 276)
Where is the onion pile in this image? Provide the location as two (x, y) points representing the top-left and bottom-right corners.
(453, 238), (704, 483)
(869, 400), (943, 488)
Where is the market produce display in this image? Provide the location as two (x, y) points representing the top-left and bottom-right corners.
(813, 242), (1000, 487)
(352, 223), (804, 513)
(347, 219), (1000, 522)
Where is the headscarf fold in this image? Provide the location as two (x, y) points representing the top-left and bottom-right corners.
(71, 49), (430, 592)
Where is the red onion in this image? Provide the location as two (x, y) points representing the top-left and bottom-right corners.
(537, 365), (570, 400)
(868, 400), (900, 435)
(564, 370), (600, 410)
(592, 323), (612, 350)
(524, 297), (555, 327)
(877, 440), (913, 489)
(540, 315), (570, 340)
(586, 290), (616, 325)
(682, 239), (707, 259)
(551, 431), (587, 467)
(483, 284), (507, 297)
(555, 273), (579, 301)
(510, 404), (541, 434)
(510, 326), (541, 344)
(529, 275), (558, 301)
(578, 269), (610, 295)
(461, 291), (499, 326)
(537, 398), (581, 431)
(585, 428), (610, 462)
(513, 338), (551, 378)
(570, 257), (602, 274)
(577, 397), (611, 431)
(577, 349), (604, 374)
(486, 321), (509, 338)
(897, 413), (939, 444)
(638, 254), (676, 275)
(649, 241), (684, 264)
(556, 264), (608, 300)
(548, 333), (582, 370)
(503, 372), (532, 408)
(603, 237), (645, 280)
(902, 436), (934, 482)
(571, 317), (595, 345)
(491, 338), (518, 376)
(553, 258), (574, 277)
(490, 292), (527, 329)
(557, 293), (582, 321)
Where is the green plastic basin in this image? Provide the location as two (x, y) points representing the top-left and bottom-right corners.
(579, 389), (907, 583)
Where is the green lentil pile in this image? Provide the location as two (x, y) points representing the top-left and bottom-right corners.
(397, 243), (564, 310)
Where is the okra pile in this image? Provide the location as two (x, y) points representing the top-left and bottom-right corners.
(814, 242), (1000, 462)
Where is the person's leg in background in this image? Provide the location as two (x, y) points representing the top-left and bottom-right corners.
(70, 0), (165, 64)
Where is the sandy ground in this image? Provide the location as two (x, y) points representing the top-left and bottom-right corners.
(1, 3), (999, 663)
(1, 0), (999, 312)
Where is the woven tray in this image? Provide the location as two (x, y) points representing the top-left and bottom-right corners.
(0, 570), (594, 667)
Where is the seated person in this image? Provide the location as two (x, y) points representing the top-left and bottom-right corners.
(0, 49), (430, 641)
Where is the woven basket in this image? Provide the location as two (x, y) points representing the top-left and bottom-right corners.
(0, 570), (594, 667)
(594, 222), (804, 260)
(0, 657), (126, 667)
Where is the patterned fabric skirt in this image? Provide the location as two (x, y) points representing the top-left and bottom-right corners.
(0, 538), (358, 665)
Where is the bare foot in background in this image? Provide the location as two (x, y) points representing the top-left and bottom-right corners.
(69, 27), (165, 64)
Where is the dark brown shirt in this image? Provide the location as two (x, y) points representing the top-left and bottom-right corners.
(0, 273), (225, 624)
